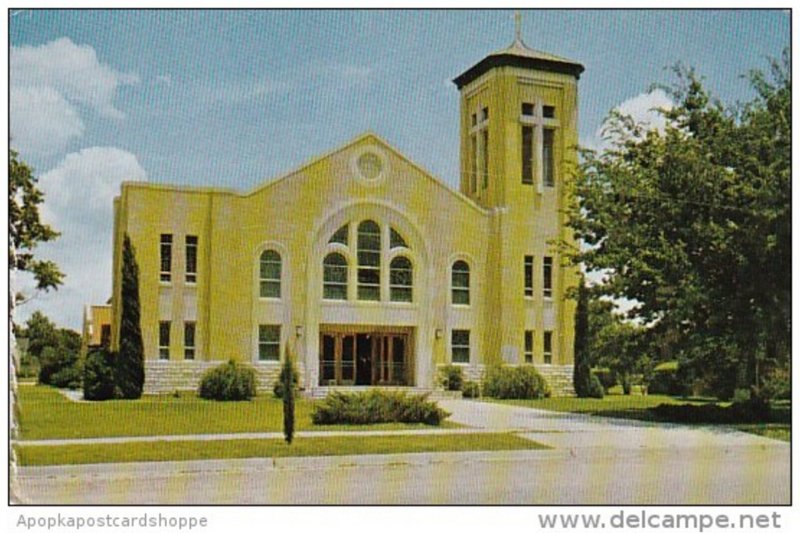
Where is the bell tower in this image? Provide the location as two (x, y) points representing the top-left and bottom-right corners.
(452, 15), (584, 377)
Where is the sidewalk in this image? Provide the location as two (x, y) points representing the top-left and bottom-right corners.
(14, 427), (507, 447)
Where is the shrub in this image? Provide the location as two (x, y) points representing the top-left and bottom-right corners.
(461, 380), (481, 399)
(587, 373), (605, 399)
(17, 351), (40, 379)
(482, 365), (550, 399)
(281, 353), (296, 444)
(83, 348), (116, 401)
(438, 365), (463, 391)
(198, 361), (257, 401)
(50, 363), (83, 389)
(647, 361), (692, 396)
(311, 390), (450, 426)
(761, 367), (790, 401)
(273, 363), (299, 398)
(591, 368), (617, 392)
(649, 400), (772, 424)
(38, 345), (80, 386)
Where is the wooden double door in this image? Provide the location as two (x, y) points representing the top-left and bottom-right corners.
(319, 329), (412, 386)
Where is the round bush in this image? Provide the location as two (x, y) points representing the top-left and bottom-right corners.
(461, 380), (481, 398)
(483, 365), (550, 399)
(438, 365), (464, 391)
(587, 373), (605, 399)
(198, 361), (257, 401)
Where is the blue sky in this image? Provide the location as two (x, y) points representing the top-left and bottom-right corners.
(9, 9), (790, 329)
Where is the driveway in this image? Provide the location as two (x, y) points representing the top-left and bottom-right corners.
(13, 400), (790, 505)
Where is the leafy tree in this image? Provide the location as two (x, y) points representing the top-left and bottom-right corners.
(9, 150), (64, 311)
(115, 234), (145, 399)
(572, 277), (593, 397)
(281, 347), (296, 444)
(568, 51), (790, 401)
(20, 310), (59, 360)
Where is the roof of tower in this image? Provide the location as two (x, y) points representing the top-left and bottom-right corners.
(453, 36), (584, 89)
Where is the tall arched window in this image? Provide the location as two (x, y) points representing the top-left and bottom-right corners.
(452, 260), (470, 305)
(357, 220), (381, 301)
(259, 250), (282, 298)
(323, 253), (348, 300)
(389, 256), (413, 302)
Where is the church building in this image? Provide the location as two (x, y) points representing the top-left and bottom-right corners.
(103, 29), (584, 395)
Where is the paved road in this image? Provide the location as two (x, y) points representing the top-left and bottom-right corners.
(13, 400), (790, 505)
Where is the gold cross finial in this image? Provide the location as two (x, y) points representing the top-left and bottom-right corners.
(515, 10), (522, 42)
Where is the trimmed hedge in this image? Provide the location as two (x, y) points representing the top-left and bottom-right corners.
(649, 400), (772, 424)
(198, 361), (257, 401)
(311, 390), (450, 426)
(482, 365), (550, 399)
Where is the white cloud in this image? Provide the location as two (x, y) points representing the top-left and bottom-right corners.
(10, 86), (85, 157)
(583, 89), (673, 153)
(14, 147), (147, 329)
(10, 37), (139, 157)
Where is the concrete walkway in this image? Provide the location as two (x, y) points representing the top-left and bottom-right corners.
(15, 427), (502, 447)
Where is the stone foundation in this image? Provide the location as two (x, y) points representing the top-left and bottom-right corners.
(143, 360), (306, 394)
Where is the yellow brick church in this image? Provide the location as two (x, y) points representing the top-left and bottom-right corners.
(99, 30), (583, 395)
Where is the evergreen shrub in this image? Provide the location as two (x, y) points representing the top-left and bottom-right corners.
(438, 364), (464, 391)
(482, 365), (550, 399)
(311, 390), (450, 426)
(198, 361), (257, 401)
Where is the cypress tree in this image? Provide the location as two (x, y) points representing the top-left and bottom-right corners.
(281, 346), (295, 444)
(573, 276), (592, 397)
(116, 234), (145, 399)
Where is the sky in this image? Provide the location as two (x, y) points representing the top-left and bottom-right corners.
(8, 9), (790, 330)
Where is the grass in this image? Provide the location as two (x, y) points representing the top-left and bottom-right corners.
(488, 394), (791, 442)
(16, 385), (460, 441)
(14, 433), (548, 466)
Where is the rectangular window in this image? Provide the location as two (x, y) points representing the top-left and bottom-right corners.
(258, 325), (281, 361)
(160, 234), (172, 282)
(521, 125), (534, 185)
(451, 329), (470, 364)
(481, 128), (489, 189)
(543, 331), (553, 365)
(480, 107), (489, 122)
(524, 255), (534, 297)
(185, 235), (198, 284)
(524, 330), (534, 364)
(184, 321), (195, 360)
(543, 128), (555, 187)
(158, 321), (170, 360)
(543, 256), (553, 298)
(100, 325), (111, 347)
(543, 105), (556, 119)
(471, 113), (477, 127)
(521, 102), (534, 116)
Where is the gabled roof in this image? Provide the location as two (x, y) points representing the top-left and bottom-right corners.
(453, 37), (584, 89)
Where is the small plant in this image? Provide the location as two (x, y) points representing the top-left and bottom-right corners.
(312, 390), (450, 426)
(482, 364), (550, 399)
(438, 364), (463, 391)
(587, 373), (605, 399)
(198, 360), (257, 401)
(461, 380), (481, 399)
(83, 347), (116, 401)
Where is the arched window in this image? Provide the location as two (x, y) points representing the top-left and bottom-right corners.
(357, 220), (381, 301)
(259, 250), (282, 298)
(323, 253), (348, 300)
(451, 260), (470, 305)
(390, 227), (408, 249)
(329, 224), (349, 245)
(389, 256), (413, 302)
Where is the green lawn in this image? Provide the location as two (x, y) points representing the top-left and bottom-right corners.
(16, 386), (459, 440)
(15, 433), (548, 466)
(488, 394), (791, 442)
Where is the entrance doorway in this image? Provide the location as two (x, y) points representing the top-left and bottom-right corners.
(319, 327), (413, 386)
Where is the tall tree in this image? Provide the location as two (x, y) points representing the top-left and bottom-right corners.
(572, 277), (592, 397)
(568, 51), (790, 400)
(115, 234), (145, 399)
(281, 346), (296, 444)
(9, 150), (64, 312)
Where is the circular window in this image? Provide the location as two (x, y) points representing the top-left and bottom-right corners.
(357, 152), (383, 181)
